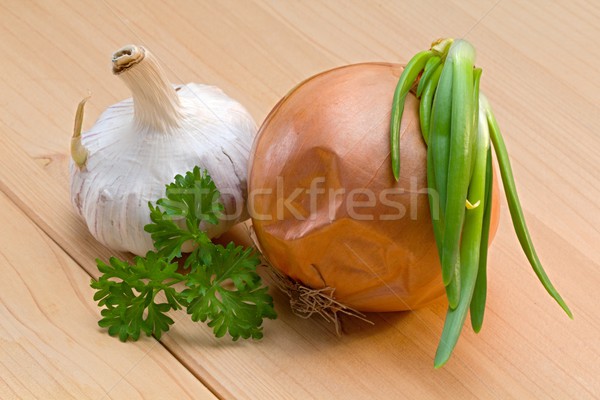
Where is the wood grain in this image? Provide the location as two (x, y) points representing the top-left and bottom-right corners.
(0, 0), (599, 399)
(0, 191), (216, 399)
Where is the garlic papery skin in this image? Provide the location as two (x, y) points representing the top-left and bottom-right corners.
(70, 45), (256, 256)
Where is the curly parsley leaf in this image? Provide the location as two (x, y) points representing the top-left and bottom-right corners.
(92, 167), (276, 342)
(145, 167), (223, 261)
(183, 243), (277, 340)
(91, 252), (184, 341)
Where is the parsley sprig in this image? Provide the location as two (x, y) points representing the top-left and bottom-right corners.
(91, 167), (276, 342)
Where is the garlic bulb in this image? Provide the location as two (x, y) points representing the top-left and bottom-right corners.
(70, 45), (256, 256)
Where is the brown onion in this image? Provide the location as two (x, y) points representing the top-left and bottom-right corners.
(248, 63), (500, 312)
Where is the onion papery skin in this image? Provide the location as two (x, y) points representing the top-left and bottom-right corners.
(249, 63), (499, 312)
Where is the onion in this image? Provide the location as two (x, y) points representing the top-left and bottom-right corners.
(248, 62), (500, 312)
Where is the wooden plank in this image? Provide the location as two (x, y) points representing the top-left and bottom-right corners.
(0, 191), (216, 399)
(0, 0), (599, 399)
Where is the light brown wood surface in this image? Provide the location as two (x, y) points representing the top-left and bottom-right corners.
(0, 189), (216, 399)
(1, 0), (598, 399)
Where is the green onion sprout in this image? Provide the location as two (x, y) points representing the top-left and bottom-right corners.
(390, 38), (572, 368)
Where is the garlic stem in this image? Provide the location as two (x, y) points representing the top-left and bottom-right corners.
(71, 96), (90, 168)
(112, 45), (183, 132)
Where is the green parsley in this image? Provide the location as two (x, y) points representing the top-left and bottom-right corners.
(91, 167), (276, 342)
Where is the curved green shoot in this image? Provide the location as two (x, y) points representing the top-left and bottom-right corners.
(417, 55), (441, 97)
(435, 105), (490, 368)
(482, 95), (573, 319)
(441, 40), (476, 290)
(390, 50), (433, 180)
(419, 63), (443, 145)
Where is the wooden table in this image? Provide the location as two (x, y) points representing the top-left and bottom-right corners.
(1, 1), (598, 399)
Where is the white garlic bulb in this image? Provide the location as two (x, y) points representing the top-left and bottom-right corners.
(70, 45), (256, 256)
